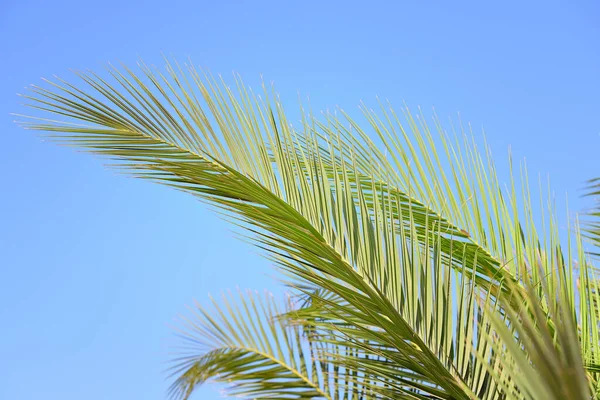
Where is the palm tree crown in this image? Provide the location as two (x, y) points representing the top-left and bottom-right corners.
(17, 60), (600, 399)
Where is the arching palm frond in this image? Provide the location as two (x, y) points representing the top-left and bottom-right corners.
(170, 290), (375, 400)
(16, 60), (597, 399)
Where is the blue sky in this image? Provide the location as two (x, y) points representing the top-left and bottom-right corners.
(1, 1), (599, 399)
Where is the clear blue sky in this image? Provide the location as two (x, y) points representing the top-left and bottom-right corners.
(1, 1), (599, 399)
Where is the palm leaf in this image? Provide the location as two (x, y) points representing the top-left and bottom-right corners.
(16, 60), (596, 399)
(170, 290), (374, 399)
(582, 178), (600, 257)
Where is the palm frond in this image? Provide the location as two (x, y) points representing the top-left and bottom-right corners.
(582, 178), (600, 257)
(17, 63), (479, 398)
(170, 290), (373, 400)
(16, 60), (596, 399)
(480, 266), (590, 400)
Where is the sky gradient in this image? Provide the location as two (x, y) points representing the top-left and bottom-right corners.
(2, 1), (599, 399)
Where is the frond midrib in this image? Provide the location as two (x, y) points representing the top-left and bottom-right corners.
(211, 344), (332, 400)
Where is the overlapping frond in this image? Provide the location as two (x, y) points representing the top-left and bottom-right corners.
(170, 290), (372, 400)
(583, 178), (600, 257)
(479, 267), (589, 399)
(17, 60), (598, 399)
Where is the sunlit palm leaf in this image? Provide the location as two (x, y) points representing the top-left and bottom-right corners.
(18, 63), (474, 398)
(16, 60), (596, 399)
(170, 290), (372, 400)
(583, 178), (600, 257)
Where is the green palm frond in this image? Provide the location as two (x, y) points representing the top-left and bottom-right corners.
(583, 178), (600, 257)
(170, 290), (372, 400)
(480, 269), (589, 399)
(16, 60), (597, 399)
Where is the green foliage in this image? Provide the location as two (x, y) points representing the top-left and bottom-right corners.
(583, 178), (600, 258)
(17, 60), (600, 399)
